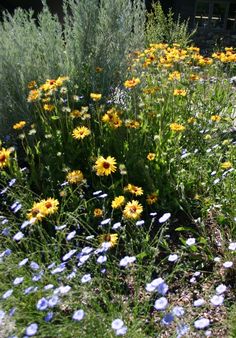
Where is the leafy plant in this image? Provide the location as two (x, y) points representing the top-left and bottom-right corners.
(146, 1), (196, 46)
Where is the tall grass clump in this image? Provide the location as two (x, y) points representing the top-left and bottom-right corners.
(0, 0), (146, 137)
(146, 1), (196, 47)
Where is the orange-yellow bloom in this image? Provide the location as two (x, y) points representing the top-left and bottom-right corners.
(124, 78), (140, 88)
(146, 192), (158, 205)
(27, 198), (59, 222)
(173, 89), (187, 96)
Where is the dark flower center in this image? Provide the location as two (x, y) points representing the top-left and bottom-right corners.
(103, 162), (110, 169)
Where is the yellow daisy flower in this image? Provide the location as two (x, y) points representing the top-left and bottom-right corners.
(66, 170), (84, 184)
(98, 233), (118, 247)
(168, 71), (181, 81)
(27, 204), (47, 222)
(27, 89), (40, 102)
(28, 81), (37, 89)
(94, 156), (117, 176)
(124, 78), (140, 88)
(123, 200), (143, 220)
(94, 208), (103, 217)
(146, 192), (158, 205)
(170, 123), (186, 132)
(72, 126), (91, 140)
(111, 196), (125, 209)
(125, 119), (140, 128)
(173, 89), (187, 96)
(124, 184), (143, 196)
(40, 198), (59, 215)
(147, 153), (156, 161)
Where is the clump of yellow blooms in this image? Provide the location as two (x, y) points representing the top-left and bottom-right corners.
(212, 47), (236, 63)
(27, 76), (69, 102)
(27, 198), (59, 223)
(102, 108), (122, 128)
(13, 121), (26, 130)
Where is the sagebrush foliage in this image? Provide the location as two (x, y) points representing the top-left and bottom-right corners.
(0, 0), (146, 137)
